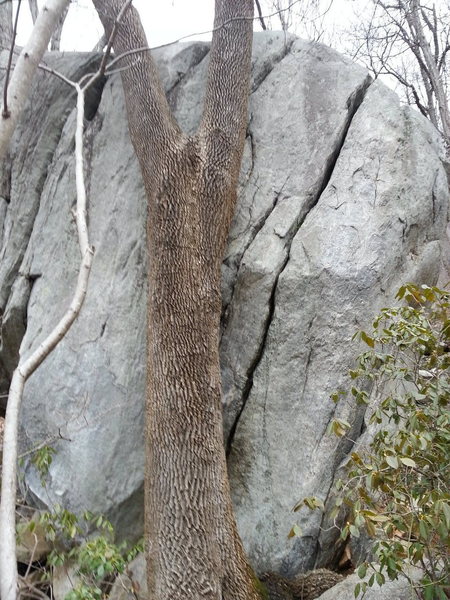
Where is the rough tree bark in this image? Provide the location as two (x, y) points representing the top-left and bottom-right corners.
(92, 1), (261, 599)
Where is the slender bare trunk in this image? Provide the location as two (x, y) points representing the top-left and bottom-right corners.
(50, 5), (69, 51)
(0, 82), (94, 600)
(0, 0), (70, 161)
(92, 1), (262, 598)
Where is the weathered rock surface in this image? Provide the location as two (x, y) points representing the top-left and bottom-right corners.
(0, 32), (448, 574)
(108, 553), (146, 600)
(316, 568), (423, 600)
(227, 41), (448, 575)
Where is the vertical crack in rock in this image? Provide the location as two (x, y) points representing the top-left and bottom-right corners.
(251, 35), (295, 93)
(226, 74), (373, 456)
(0, 54), (103, 397)
(221, 176), (289, 334)
(221, 38), (297, 327)
(166, 43), (210, 112)
(0, 54), (102, 312)
(0, 272), (40, 411)
(84, 74), (107, 121)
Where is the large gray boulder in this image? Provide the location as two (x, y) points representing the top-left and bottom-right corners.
(316, 568), (423, 600)
(0, 32), (448, 574)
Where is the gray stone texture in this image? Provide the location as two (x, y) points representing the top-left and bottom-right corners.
(0, 33), (448, 573)
(316, 568), (423, 600)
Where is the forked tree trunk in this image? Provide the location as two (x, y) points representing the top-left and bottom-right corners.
(92, 1), (262, 599)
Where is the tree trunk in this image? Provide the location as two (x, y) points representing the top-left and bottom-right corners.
(0, 0), (70, 161)
(92, 1), (262, 599)
(144, 141), (260, 599)
(50, 5), (69, 51)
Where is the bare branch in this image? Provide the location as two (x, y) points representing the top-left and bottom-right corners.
(347, 0), (450, 144)
(255, 0), (267, 29)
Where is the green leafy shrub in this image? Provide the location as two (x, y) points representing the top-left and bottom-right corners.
(16, 437), (143, 599)
(17, 490), (142, 599)
(298, 284), (450, 599)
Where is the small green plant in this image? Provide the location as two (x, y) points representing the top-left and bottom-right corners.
(296, 284), (450, 599)
(17, 440), (143, 600)
(23, 508), (143, 600)
(17, 464), (142, 600)
(30, 445), (56, 485)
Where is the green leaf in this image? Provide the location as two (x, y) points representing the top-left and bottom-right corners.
(354, 583), (361, 598)
(360, 331), (375, 348)
(349, 525), (360, 538)
(303, 496), (324, 510)
(419, 519), (428, 539)
(441, 502), (450, 529)
(385, 454), (399, 469)
(288, 524), (302, 538)
(357, 564), (367, 579)
(367, 514), (390, 523)
(399, 456), (416, 468)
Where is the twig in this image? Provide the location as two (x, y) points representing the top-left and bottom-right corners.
(38, 63), (75, 87)
(23, 533), (39, 579)
(255, 0), (267, 30)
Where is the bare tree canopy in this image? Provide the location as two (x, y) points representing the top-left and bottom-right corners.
(348, 0), (450, 143)
(258, 0), (337, 43)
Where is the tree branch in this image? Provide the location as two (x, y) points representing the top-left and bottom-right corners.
(28, 0), (38, 24)
(92, 0), (182, 188)
(199, 0), (254, 175)
(255, 0), (267, 30)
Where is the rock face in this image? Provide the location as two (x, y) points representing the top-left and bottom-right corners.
(315, 568), (423, 600)
(0, 33), (448, 573)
